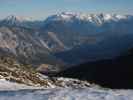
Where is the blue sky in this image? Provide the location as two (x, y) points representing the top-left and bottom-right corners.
(0, 0), (133, 19)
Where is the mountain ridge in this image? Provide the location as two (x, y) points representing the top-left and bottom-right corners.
(0, 12), (133, 68)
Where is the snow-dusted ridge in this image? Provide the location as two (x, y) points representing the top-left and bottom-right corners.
(4, 15), (33, 22)
(1, 12), (132, 23)
(0, 12), (132, 27)
(45, 12), (132, 24)
(0, 15), (35, 27)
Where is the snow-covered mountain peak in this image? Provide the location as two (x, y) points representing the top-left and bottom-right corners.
(46, 12), (75, 22)
(45, 12), (130, 24)
(4, 15), (33, 23)
(0, 15), (34, 26)
(115, 14), (128, 20)
(5, 15), (25, 22)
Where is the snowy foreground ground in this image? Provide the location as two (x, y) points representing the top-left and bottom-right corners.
(0, 79), (133, 100)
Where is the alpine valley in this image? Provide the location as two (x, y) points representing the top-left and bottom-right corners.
(0, 12), (133, 91)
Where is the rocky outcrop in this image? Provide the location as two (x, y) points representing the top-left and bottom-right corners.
(0, 56), (91, 88)
(0, 57), (50, 87)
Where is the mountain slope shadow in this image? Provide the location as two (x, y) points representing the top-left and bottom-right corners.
(56, 49), (133, 89)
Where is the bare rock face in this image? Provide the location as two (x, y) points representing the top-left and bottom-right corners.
(0, 26), (62, 67)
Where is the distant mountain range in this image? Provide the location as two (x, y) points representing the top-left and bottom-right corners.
(0, 12), (133, 70)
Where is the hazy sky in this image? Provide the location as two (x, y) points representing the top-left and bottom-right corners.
(0, 0), (133, 20)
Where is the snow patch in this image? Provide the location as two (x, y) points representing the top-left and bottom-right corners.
(0, 79), (43, 91)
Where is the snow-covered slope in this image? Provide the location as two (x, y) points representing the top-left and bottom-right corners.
(0, 75), (132, 100)
(0, 56), (132, 99)
(0, 87), (133, 100)
(0, 79), (44, 91)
